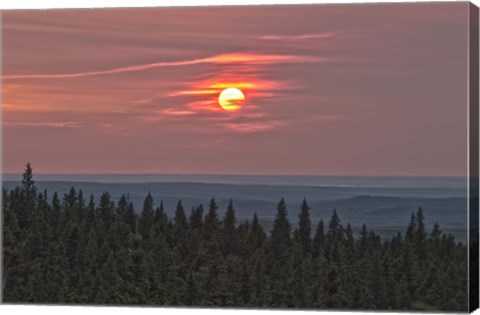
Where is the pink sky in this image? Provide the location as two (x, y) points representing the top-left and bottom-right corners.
(1, 3), (470, 176)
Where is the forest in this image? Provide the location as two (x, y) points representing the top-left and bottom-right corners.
(2, 163), (468, 311)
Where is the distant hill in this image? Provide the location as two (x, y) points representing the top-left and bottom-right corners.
(2, 180), (467, 241)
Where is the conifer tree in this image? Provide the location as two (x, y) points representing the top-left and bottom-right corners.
(415, 207), (427, 265)
(189, 204), (204, 230)
(406, 212), (416, 243)
(51, 192), (62, 235)
(154, 201), (168, 229)
(21, 162), (36, 199)
(138, 192), (154, 240)
(97, 192), (115, 229)
(312, 219), (325, 258)
(358, 224), (369, 257)
(297, 198), (312, 256)
(383, 248), (399, 309)
(323, 264), (347, 309)
(117, 194), (129, 217)
(204, 197), (220, 241)
(266, 198), (292, 306)
(430, 222), (442, 253)
(268, 198), (292, 262)
(125, 202), (137, 234)
(65, 225), (81, 284)
(2, 235), (29, 302)
(222, 200), (239, 256)
(18, 162), (37, 230)
(86, 194), (96, 225)
(173, 200), (188, 245)
(326, 209), (343, 262)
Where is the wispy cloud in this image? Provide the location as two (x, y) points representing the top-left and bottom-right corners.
(219, 121), (283, 133)
(3, 53), (322, 81)
(156, 53), (316, 133)
(259, 32), (337, 41)
(159, 108), (196, 116)
(165, 76), (295, 116)
(3, 121), (112, 128)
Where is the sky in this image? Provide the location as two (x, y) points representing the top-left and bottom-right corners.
(1, 3), (470, 176)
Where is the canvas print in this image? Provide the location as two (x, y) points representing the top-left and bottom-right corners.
(1, 2), (479, 312)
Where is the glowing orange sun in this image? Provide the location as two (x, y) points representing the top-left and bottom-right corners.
(218, 87), (245, 111)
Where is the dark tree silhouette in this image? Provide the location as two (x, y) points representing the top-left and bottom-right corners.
(1, 164), (469, 311)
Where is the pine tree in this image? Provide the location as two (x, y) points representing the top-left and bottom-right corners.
(138, 192), (155, 240)
(222, 200), (239, 256)
(117, 194), (129, 218)
(323, 264), (347, 309)
(406, 212), (416, 243)
(2, 232), (29, 302)
(291, 256), (314, 307)
(415, 207), (427, 265)
(63, 187), (77, 213)
(266, 198), (292, 306)
(173, 200), (188, 245)
(43, 240), (69, 303)
(21, 162), (36, 199)
(77, 227), (98, 302)
(383, 248), (399, 309)
(326, 209), (343, 263)
(76, 190), (86, 225)
(125, 202), (137, 234)
(125, 233), (148, 304)
(268, 198), (292, 262)
(297, 198), (312, 256)
(189, 204), (204, 231)
(65, 225), (81, 287)
(371, 251), (386, 309)
(97, 192), (115, 229)
(18, 162), (37, 230)
(358, 224), (369, 257)
(96, 251), (122, 304)
(246, 213), (266, 253)
(312, 219), (325, 259)
(204, 197), (220, 241)
(154, 201), (168, 230)
(429, 222), (442, 256)
(51, 192), (62, 235)
(86, 194), (96, 225)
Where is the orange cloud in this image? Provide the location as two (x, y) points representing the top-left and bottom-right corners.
(169, 89), (219, 97)
(158, 52), (311, 133)
(166, 78), (280, 116)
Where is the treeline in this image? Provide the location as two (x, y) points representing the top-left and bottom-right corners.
(2, 164), (467, 310)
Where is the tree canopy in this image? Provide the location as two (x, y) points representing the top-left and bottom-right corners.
(2, 164), (468, 311)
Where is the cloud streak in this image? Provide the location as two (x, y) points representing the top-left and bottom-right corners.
(259, 32), (337, 41)
(219, 121), (283, 133)
(3, 121), (111, 128)
(3, 53), (322, 81)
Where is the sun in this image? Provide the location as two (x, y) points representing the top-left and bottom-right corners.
(218, 87), (245, 111)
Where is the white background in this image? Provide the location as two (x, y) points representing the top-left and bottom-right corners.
(0, 0), (479, 315)
(1, 0), (480, 10)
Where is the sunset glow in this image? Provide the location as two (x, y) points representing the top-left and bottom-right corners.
(1, 4), (469, 175)
(218, 88), (245, 111)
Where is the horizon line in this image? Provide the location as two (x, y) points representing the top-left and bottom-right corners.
(1, 172), (467, 179)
